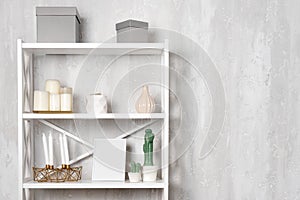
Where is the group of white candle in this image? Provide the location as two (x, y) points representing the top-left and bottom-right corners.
(42, 132), (69, 166)
(34, 79), (73, 112)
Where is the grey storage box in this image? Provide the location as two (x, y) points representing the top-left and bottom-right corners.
(116, 20), (148, 43)
(36, 7), (81, 43)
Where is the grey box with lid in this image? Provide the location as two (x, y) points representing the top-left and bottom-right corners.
(116, 19), (149, 43)
(36, 7), (81, 43)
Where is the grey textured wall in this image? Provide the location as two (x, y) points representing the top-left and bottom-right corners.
(1, 0), (300, 199)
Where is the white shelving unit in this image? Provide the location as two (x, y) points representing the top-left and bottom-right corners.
(17, 40), (169, 200)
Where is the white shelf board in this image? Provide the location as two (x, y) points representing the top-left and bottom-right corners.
(22, 42), (164, 55)
(22, 113), (165, 119)
(23, 180), (165, 189)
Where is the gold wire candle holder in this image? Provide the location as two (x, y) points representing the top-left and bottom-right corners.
(33, 165), (82, 182)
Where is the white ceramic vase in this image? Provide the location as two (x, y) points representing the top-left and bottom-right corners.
(142, 166), (158, 182)
(86, 93), (107, 114)
(135, 85), (155, 113)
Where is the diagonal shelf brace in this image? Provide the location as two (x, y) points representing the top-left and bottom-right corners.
(38, 119), (159, 165)
(69, 150), (94, 165)
(116, 120), (159, 139)
(39, 120), (94, 149)
(69, 120), (159, 164)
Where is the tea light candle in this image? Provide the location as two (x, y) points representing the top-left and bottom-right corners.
(33, 91), (49, 111)
(49, 94), (60, 111)
(45, 79), (60, 94)
(60, 87), (73, 112)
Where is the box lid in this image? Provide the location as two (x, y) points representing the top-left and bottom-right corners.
(36, 7), (81, 24)
(116, 19), (148, 30)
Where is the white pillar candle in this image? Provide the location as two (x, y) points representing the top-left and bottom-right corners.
(33, 91), (49, 111)
(45, 79), (61, 94)
(59, 134), (65, 164)
(60, 87), (73, 112)
(62, 135), (69, 165)
(60, 94), (72, 111)
(48, 132), (54, 166)
(49, 94), (61, 111)
(42, 133), (49, 165)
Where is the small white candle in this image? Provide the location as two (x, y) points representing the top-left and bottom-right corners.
(49, 94), (60, 111)
(42, 133), (49, 165)
(60, 94), (72, 111)
(45, 79), (60, 94)
(63, 135), (69, 165)
(60, 87), (73, 112)
(48, 132), (54, 166)
(34, 91), (49, 111)
(59, 134), (65, 164)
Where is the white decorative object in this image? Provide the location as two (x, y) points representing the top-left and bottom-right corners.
(45, 79), (61, 94)
(60, 87), (73, 112)
(62, 134), (69, 165)
(24, 54), (31, 112)
(135, 85), (155, 113)
(86, 93), (107, 114)
(48, 132), (54, 166)
(59, 134), (65, 164)
(33, 90), (49, 111)
(42, 133), (49, 165)
(128, 172), (141, 183)
(142, 166), (158, 182)
(92, 139), (126, 181)
(49, 94), (60, 111)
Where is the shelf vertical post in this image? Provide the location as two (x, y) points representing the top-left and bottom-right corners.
(17, 39), (24, 200)
(161, 39), (169, 200)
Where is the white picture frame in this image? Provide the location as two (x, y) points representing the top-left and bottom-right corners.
(92, 139), (126, 181)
